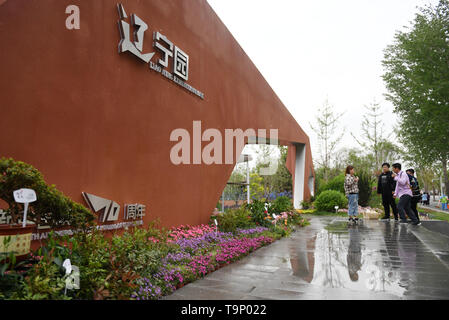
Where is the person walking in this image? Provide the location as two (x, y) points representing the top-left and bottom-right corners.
(392, 163), (421, 226)
(440, 194), (448, 211)
(344, 166), (360, 224)
(378, 163), (399, 221)
(406, 169), (421, 223)
(421, 192), (428, 206)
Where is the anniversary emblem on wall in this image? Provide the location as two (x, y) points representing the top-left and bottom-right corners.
(117, 3), (205, 99)
(82, 192), (146, 223)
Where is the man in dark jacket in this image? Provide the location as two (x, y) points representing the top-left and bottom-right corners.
(378, 163), (399, 220)
(406, 169), (421, 223)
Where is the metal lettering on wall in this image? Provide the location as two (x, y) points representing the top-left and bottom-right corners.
(124, 204), (146, 220)
(117, 3), (204, 99)
(117, 4), (155, 63)
(82, 192), (120, 223)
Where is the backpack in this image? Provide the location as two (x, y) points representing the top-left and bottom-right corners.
(408, 174), (421, 200)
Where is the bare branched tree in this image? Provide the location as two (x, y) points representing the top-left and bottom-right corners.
(310, 99), (345, 182)
(351, 101), (393, 170)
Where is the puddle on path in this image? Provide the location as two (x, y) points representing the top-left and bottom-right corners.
(288, 218), (449, 297)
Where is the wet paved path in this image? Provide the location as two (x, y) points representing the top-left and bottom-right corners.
(165, 216), (449, 300)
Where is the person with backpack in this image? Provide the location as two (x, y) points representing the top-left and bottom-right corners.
(406, 169), (421, 223)
(378, 163), (399, 221)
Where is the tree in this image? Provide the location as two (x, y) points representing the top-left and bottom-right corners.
(342, 148), (375, 174)
(382, 0), (449, 194)
(377, 141), (401, 164)
(252, 144), (277, 196)
(416, 164), (440, 198)
(351, 102), (394, 171)
(271, 146), (293, 194)
(248, 172), (266, 200)
(310, 99), (345, 182)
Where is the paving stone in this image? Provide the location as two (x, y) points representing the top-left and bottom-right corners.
(165, 216), (449, 300)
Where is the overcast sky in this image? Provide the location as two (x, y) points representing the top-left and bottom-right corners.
(207, 0), (439, 163)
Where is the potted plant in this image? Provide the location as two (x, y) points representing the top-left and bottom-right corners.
(0, 219), (35, 260)
(0, 157), (95, 260)
(0, 158), (39, 260)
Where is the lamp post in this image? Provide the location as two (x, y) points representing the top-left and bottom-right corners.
(238, 154), (253, 204)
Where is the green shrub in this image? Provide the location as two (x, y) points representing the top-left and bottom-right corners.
(0, 157), (94, 230)
(215, 207), (254, 233)
(300, 200), (313, 209)
(357, 171), (374, 207)
(314, 190), (348, 213)
(319, 174), (345, 195)
(368, 192), (383, 209)
(244, 199), (267, 226)
(269, 196), (293, 214)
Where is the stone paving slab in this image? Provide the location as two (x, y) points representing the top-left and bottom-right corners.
(164, 216), (449, 300)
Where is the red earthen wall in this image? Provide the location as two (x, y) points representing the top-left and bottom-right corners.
(0, 0), (313, 229)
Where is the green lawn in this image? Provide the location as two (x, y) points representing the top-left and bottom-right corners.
(420, 207), (449, 222)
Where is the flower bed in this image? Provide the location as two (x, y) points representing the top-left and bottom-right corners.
(0, 206), (309, 300)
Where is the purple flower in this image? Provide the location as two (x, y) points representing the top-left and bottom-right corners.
(175, 231), (233, 253)
(162, 252), (192, 264)
(132, 278), (163, 300)
(237, 227), (269, 235)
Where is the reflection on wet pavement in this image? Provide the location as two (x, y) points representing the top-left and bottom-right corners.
(165, 216), (449, 300)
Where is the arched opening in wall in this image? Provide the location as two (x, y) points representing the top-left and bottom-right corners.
(218, 143), (293, 212)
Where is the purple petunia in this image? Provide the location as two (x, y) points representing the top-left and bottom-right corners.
(237, 227), (269, 235)
(131, 278), (163, 300)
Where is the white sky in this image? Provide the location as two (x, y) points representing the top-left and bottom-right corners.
(207, 0), (439, 163)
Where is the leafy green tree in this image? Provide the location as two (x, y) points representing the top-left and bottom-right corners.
(416, 164), (440, 196)
(270, 146), (293, 194)
(247, 172), (266, 200)
(376, 140), (403, 173)
(382, 0), (449, 194)
(344, 148), (375, 174)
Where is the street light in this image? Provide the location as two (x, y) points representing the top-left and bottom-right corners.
(238, 154), (253, 204)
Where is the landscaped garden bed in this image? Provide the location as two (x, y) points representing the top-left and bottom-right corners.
(0, 199), (308, 300)
(0, 157), (308, 300)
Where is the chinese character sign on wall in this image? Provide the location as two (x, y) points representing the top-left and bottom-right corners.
(124, 204), (146, 220)
(118, 4), (190, 81)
